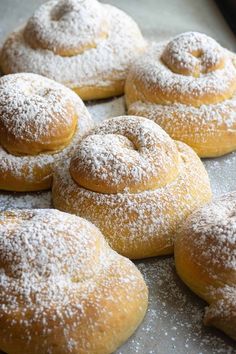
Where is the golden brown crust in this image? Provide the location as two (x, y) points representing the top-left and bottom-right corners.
(125, 32), (236, 157)
(0, 209), (148, 354)
(175, 193), (236, 340)
(0, 73), (94, 192)
(52, 115), (212, 259)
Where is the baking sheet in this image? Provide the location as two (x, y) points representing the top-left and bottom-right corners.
(0, 0), (236, 353)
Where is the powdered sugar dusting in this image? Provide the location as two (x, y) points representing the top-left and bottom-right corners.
(117, 258), (235, 354)
(0, 73), (94, 188)
(52, 116), (211, 258)
(162, 32), (226, 77)
(130, 94), (236, 132)
(87, 96), (126, 124)
(128, 92), (236, 151)
(0, 191), (52, 211)
(126, 32), (236, 157)
(70, 116), (179, 193)
(0, 73), (76, 150)
(0, 208), (147, 353)
(175, 192), (236, 337)
(0, 96), (234, 352)
(189, 193), (236, 271)
(1, 2), (146, 89)
(24, 0), (108, 55)
(126, 33), (236, 107)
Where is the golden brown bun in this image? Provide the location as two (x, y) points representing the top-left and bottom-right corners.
(125, 32), (236, 157)
(175, 193), (236, 340)
(0, 73), (94, 192)
(0, 208), (148, 354)
(0, 0), (146, 101)
(52, 115), (212, 259)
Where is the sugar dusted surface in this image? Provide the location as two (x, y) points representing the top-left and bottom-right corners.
(24, 0), (108, 55)
(0, 73), (94, 185)
(0, 97), (235, 353)
(161, 32), (226, 77)
(0, 208), (147, 353)
(1, 3), (146, 88)
(71, 116), (179, 194)
(129, 92), (236, 140)
(0, 73), (76, 144)
(1, 0), (236, 352)
(189, 194), (236, 273)
(127, 36), (236, 107)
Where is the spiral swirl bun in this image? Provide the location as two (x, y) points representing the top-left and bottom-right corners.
(0, 209), (148, 354)
(53, 115), (212, 259)
(126, 32), (236, 157)
(70, 117), (179, 194)
(0, 0), (146, 100)
(0, 73), (93, 192)
(24, 0), (108, 56)
(175, 193), (236, 340)
(0, 73), (77, 156)
(162, 32), (226, 77)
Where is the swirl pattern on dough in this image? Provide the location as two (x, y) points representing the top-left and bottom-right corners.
(0, 0), (146, 100)
(126, 32), (236, 157)
(0, 73), (93, 192)
(52, 115), (212, 259)
(0, 208), (148, 354)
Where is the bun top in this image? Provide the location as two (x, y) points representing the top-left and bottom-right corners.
(0, 73), (78, 156)
(69, 115), (180, 194)
(126, 32), (236, 107)
(24, 0), (108, 56)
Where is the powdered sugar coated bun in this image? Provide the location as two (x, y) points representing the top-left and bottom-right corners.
(126, 32), (236, 157)
(0, 0), (146, 100)
(162, 32), (226, 78)
(70, 116), (180, 194)
(175, 192), (236, 340)
(24, 0), (108, 56)
(0, 208), (148, 354)
(0, 73), (77, 155)
(52, 115), (212, 259)
(0, 73), (94, 192)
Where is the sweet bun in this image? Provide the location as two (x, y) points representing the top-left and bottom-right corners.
(0, 72), (93, 192)
(175, 192), (236, 340)
(125, 32), (236, 157)
(52, 115), (212, 259)
(0, 0), (146, 100)
(0, 208), (148, 354)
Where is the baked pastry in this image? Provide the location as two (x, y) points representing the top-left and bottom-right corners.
(125, 31), (236, 157)
(0, 209), (148, 354)
(175, 193), (236, 340)
(0, 72), (93, 192)
(52, 115), (212, 259)
(0, 0), (146, 100)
